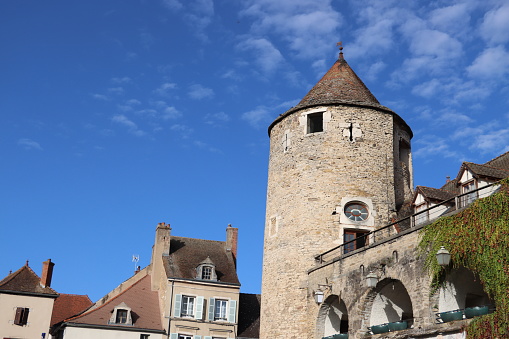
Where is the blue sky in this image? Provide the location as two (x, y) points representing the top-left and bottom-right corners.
(1, 0), (508, 302)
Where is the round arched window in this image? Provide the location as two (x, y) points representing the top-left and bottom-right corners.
(344, 202), (369, 221)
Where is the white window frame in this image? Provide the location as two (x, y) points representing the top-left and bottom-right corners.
(214, 299), (228, 321)
(181, 295), (195, 317)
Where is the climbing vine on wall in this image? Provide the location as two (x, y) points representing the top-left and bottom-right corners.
(419, 177), (509, 339)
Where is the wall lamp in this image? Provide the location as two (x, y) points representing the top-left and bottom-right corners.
(365, 264), (386, 288)
(436, 246), (451, 267)
(314, 283), (332, 304)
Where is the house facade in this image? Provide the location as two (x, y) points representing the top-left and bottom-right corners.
(0, 259), (58, 339)
(52, 223), (243, 339)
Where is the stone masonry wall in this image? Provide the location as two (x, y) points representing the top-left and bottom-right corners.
(260, 104), (413, 339)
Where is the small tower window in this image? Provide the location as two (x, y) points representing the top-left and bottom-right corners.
(307, 112), (323, 133)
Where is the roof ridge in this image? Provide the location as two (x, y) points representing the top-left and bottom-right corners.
(65, 274), (149, 322)
(484, 150), (509, 165)
(173, 236), (225, 243)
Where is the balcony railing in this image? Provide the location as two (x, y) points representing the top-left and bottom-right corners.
(314, 181), (501, 265)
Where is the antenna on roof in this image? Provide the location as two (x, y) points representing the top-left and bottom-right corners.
(132, 255), (140, 271)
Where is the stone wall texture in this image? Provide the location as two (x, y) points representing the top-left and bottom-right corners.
(260, 104), (414, 338)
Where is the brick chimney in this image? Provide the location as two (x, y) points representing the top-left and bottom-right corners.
(226, 224), (238, 261)
(41, 259), (54, 288)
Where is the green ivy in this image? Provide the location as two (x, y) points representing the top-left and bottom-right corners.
(419, 177), (509, 338)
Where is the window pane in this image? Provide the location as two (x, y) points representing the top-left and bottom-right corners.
(116, 309), (128, 323)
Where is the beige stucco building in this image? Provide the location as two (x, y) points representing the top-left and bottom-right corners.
(0, 259), (58, 339)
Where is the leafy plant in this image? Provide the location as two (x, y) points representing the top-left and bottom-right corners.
(419, 178), (509, 338)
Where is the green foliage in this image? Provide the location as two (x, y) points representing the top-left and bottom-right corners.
(419, 178), (509, 338)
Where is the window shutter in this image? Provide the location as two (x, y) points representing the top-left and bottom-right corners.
(228, 300), (237, 323)
(174, 294), (182, 318)
(194, 336), (202, 339)
(14, 307), (23, 325)
(204, 337), (212, 339)
(170, 333), (178, 339)
(208, 297), (215, 321)
(195, 296), (204, 320)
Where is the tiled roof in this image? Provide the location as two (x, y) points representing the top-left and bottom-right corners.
(51, 294), (93, 326)
(65, 274), (163, 331)
(484, 151), (509, 170)
(440, 178), (460, 194)
(463, 162), (509, 180)
(268, 56), (412, 137)
(415, 186), (455, 202)
(237, 293), (261, 339)
(297, 56), (380, 108)
(163, 236), (240, 285)
(0, 264), (58, 296)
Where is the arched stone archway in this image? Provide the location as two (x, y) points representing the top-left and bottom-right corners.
(367, 278), (413, 328)
(438, 267), (492, 312)
(316, 295), (349, 338)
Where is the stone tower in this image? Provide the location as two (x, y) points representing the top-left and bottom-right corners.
(260, 51), (413, 338)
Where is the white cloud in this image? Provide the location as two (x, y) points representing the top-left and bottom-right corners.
(237, 38), (284, 75)
(162, 106), (182, 120)
(162, 0), (183, 10)
(91, 93), (108, 101)
(467, 46), (509, 79)
(154, 82), (177, 96)
(117, 99), (142, 112)
(108, 87), (124, 95)
(429, 3), (473, 37)
(18, 138), (42, 151)
(480, 4), (509, 45)
(204, 112), (230, 125)
(170, 124), (193, 138)
(112, 115), (145, 136)
(188, 84), (215, 100)
(241, 106), (273, 128)
(413, 136), (460, 160)
(111, 77), (131, 84)
(241, 0), (341, 59)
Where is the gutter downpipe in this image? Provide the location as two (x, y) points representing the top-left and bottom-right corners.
(167, 280), (175, 339)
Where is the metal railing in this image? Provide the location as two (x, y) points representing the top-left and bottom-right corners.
(314, 182), (501, 264)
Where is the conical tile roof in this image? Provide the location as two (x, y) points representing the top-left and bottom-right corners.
(297, 55), (380, 108)
(268, 53), (408, 136)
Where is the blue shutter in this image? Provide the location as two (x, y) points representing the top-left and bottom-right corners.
(208, 297), (215, 321)
(204, 337), (212, 339)
(228, 300), (237, 323)
(195, 296), (204, 320)
(194, 336), (202, 339)
(174, 294), (182, 318)
(170, 334), (178, 339)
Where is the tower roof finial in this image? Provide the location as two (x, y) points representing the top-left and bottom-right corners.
(336, 41), (344, 60)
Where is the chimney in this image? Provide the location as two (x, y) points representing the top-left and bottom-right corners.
(226, 224), (238, 260)
(446, 176), (451, 183)
(151, 222), (171, 291)
(41, 259), (54, 288)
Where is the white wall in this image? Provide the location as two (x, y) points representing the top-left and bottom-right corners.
(63, 326), (165, 339)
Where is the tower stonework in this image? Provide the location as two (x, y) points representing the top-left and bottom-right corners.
(260, 55), (413, 338)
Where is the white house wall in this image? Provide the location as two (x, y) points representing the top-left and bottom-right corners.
(62, 326), (165, 339)
(0, 293), (54, 339)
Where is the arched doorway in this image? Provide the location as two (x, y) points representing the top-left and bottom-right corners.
(369, 279), (413, 328)
(317, 295), (349, 338)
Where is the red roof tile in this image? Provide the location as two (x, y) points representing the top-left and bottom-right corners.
(65, 274), (163, 331)
(0, 264), (58, 296)
(51, 294), (93, 326)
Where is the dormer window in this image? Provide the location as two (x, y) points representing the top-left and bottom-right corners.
(109, 302), (133, 325)
(196, 256), (217, 281)
(461, 180), (477, 207)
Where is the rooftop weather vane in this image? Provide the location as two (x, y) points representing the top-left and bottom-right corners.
(337, 41), (344, 59)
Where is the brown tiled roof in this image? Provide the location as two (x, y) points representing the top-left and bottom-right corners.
(298, 57), (380, 108)
(484, 151), (509, 170)
(268, 56), (412, 137)
(51, 294), (93, 326)
(64, 274), (163, 331)
(440, 178), (460, 194)
(164, 236), (240, 285)
(463, 162), (509, 180)
(415, 186), (455, 202)
(0, 264), (58, 296)
(237, 293), (261, 339)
